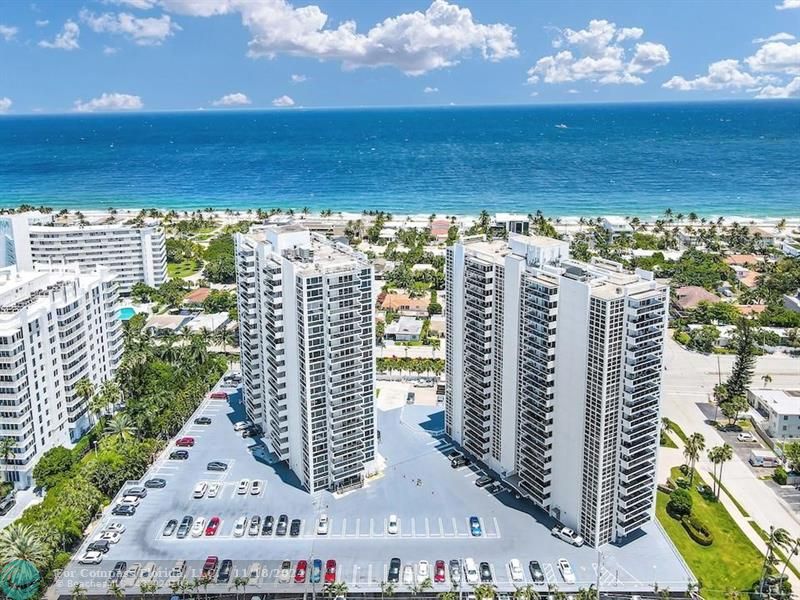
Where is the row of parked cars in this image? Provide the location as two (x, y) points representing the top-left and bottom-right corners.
(163, 513), (305, 538)
(192, 478), (262, 499)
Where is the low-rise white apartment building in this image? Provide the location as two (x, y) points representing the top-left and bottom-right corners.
(235, 224), (376, 494)
(748, 388), (800, 440)
(446, 235), (668, 547)
(0, 213), (167, 294)
(0, 265), (123, 488)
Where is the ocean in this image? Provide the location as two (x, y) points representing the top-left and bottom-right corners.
(0, 101), (798, 217)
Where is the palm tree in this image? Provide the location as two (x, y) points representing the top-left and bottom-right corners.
(323, 580), (348, 598)
(230, 576), (250, 600)
(762, 374), (773, 388)
(0, 436), (15, 481)
(0, 523), (49, 568)
(514, 584), (540, 600)
(576, 586), (597, 600)
(104, 413), (138, 441)
(380, 581), (396, 600)
(75, 377), (96, 422)
(139, 581), (158, 599)
(683, 432), (706, 484)
(438, 591), (459, 600)
(409, 577), (433, 596)
(779, 537), (800, 586)
(71, 583), (87, 600)
(109, 583), (125, 600)
(713, 443), (733, 498)
(473, 583), (497, 600)
(759, 526), (792, 595)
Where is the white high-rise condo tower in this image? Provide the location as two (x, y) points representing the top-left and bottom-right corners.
(446, 234), (668, 547)
(0, 264), (123, 488)
(235, 224), (376, 493)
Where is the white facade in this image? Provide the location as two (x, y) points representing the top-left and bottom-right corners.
(748, 388), (800, 439)
(0, 213), (167, 294)
(235, 224), (377, 494)
(0, 265), (123, 488)
(446, 235), (668, 547)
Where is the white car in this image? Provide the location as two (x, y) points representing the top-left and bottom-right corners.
(551, 526), (584, 547)
(233, 515), (247, 537)
(279, 561), (292, 583)
(463, 559), (479, 585)
(105, 522), (126, 534)
(317, 514), (329, 535)
(233, 421), (251, 432)
(509, 559), (524, 582)
(248, 562), (261, 581)
(208, 482), (221, 498)
(417, 560), (430, 583)
(387, 514), (399, 535)
(98, 531), (121, 544)
(402, 565), (414, 586)
(120, 495), (141, 507)
(558, 559), (575, 584)
(191, 517), (207, 537)
(249, 480), (262, 495)
(737, 432), (755, 442)
(237, 479), (250, 495)
(121, 563), (141, 588)
(79, 550), (103, 565)
(193, 481), (208, 499)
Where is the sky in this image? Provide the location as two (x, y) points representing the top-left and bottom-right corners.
(0, 0), (799, 114)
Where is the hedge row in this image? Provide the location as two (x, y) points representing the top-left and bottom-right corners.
(682, 514), (714, 546)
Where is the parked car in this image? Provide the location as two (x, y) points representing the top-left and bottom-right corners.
(205, 517), (220, 536)
(529, 561), (545, 585)
(112, 504), (135, 516)
(144, 478), (166, 489)
(402, 565), (414, 586)
(463, 559), (479, 585)
(139, 562), (157, 584)
(738, 431), (756, 442)
(509, 559), (524, 582)
(169, 450), (189, 460)
(317, 514), (329, 535)
(387, 514), (399, 535)
(202, 556), (219, 578)
(449, 560), (461, 585)
(279, 560), (292, 583)
(124, 487), (147, 498)
(262, 515), (274, 535)
(290, 519), (301, 537)
(469, 516), (482, 536)
(417, 560), (430, 583)
(295, 560), (308, 583)
(176, 516), (193, 539)
(162, 519), (178, 536)
(250, 480), (262, 495)
(119, 495), (141, 507)
(233, 421), (251, 432)
(276, 514), (288, 536)
(217, 560), (233, 584)
(193, 481), (208, 499)
(210, 391), (228, 399)
(558, 559), (575, 584)
(207, 461), (228, 472)
(551, 526), (584, 547)
(242, 425), (263, 438)
(98, 531), (121, 544)
(191, 517), (207, 538)
(105, 522), (126, 534)
(208, 482), (221, 498)
(447, 450), (462, 460)
(248, 515), (262, 536)
(325, 560), (337, 583)
(475, 475), (494, 488)
(388, 558), (401, 583)
(479, 562), (492, 583)
(434, 560), (446, 584)
(310, 559), (323, 584)
(176, 437), (195, 447)
(87, 540), (110, 554)
(237, 479), (250, 495)
(233, 516), (247, 537)
(194, 417), (212, 425)
(109, 561), (127, 583)
(451, 456), (470, 468)
(79, 551), (103, 565)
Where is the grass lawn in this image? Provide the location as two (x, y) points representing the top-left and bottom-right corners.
(656, 467), (762, 598)
(664, 418), (689, 445)
(167, 258), (202, 279)
(660, 432), (678, 449)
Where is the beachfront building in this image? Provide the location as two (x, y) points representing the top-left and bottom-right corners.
(446, 234), (668, 547)
(234, 223), (376, 494)
(0, 213), (167, 294)
(0, 265), (123, 488)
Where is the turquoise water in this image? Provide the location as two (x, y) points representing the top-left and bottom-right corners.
(117, 307), (136, 320)
(0, 102), (798, 216)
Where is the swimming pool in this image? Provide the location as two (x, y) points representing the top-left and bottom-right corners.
(117, 307), (136, 320)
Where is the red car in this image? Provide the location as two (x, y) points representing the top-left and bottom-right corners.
(175, 437), (195, 447)
(210, 391), (228, 399)
(434, 560), (446, 583)
(205, 517), (220, 536)
(324, 560), (336, 583)
(202, 556), (218, 578)
(294, 560), (307, 583)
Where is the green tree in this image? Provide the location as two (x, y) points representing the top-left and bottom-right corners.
(683, 433), (706, 484)
(0, 523), (49, 568)
(0, 437), (16, 482)
(726, 319), (757, 399)
(74, 378), (96, 422)
(783, 441), (800, 472)
(104, 413), (138, 441)
(719, 395), (748, 426)
(761, 374), (773, 388)
(708, 444), (733, 498)
(759, 526), (791, 596)
(666, 487), (693, 518)
(323, 580), (349, 598)
(71, 583), (87, 600)
(32, 446), (74, 490)
(473, 583), (497, 600)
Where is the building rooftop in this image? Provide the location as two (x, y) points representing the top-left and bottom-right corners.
(145, 314), (192, 332)
(750, 389), (800, 415)
(674, 286), (721, 310)
(186, 312), (229, 332)
(184, 287), (211, 304)
(385, 316), (424, 337)
(379, 292), (430, 312)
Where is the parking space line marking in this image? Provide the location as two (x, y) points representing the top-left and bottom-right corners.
(355, 518), (361, 537)
(436, 517), (444, 537)
(493, 517), (501, 538)
(425, 517), (430, 536)
(451, 517), (458, 536)
(411, 517), (416, 537)
(341, 517), (347, 537)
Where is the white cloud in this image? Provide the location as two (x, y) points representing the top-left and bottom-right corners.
(663, 59), (768, 91)
(157, 0), (518, 75)
(38, 20), (80, 50)
(212, 92), (252, 106)
(272, 94), (295, 107)
(0, 24), (19, 41)
(567, 88), (579, 94)
(753, 32), (795, 44)
(103, 45), (119, 55)
(423, 86), (438, 93)
(35, 19), (49, 27)
(291, 74), (307, 83)
(745, 41), (800, 75)
(775, 0), (800, 9)
(0, 98), (11, 113)
(80, 10), (179, 46)
(756, 76), (800, 98)
(73, 92), (143, 112)
(527, 19), (669, 86)
(108, 0), (159, 8)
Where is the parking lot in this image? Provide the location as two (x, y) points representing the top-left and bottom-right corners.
(56, 376), (693, 597)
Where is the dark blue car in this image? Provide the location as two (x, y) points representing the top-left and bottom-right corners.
(470, 516), (482, 536)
